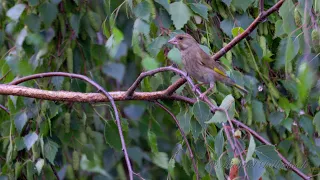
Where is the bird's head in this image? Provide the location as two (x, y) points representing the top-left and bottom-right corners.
(168, 34), (198, 51)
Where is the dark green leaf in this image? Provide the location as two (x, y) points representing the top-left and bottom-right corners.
(39, 2), (58, 28)
(255, 145), (284, 169)
(155, 0), (170, 12)
(102, 63), (125, 83)
(123, 104), (146, 121)
(148, 130), (158, 153)
(147, 36), (168, 57)
(190, 3), (208, 20)
(44, 139), (59, 165)
(70, 14), (81, 36)
(314, 112), (320, 134)
(14, 112), (28, 134)
(25, 14), (41, 32)
(152, 152), (168, 169)
(193, 101), (211, 128)
(252, 100), (266, 123)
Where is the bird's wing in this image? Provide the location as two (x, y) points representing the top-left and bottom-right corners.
(197, 49), (228, 78)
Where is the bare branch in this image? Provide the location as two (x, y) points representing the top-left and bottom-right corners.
(211, 0), (285, 61)
(154, 101), (199, 180)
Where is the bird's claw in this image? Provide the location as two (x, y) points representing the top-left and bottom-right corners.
(199, 93), (206, 100)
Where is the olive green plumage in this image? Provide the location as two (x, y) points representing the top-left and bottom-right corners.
(168, 34), (247, 97)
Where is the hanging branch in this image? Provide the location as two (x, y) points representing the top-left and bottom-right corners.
(8, 72), (134, 180)
(154, 101), (199, 180)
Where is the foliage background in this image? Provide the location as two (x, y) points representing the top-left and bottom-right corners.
(0, 0), (319, 179)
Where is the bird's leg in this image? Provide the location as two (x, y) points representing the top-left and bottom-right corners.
(199, 83), (214, 99)
(192, 83), (206, 92)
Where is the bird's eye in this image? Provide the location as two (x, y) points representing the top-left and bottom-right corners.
(178, 37), (183, 40)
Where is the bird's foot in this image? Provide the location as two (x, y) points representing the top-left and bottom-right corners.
(199, 93), (206, 100)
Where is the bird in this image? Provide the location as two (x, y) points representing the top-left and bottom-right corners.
(168, 33), (248, 99)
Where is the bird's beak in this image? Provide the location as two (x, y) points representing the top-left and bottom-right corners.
(168, 37), (178, 45)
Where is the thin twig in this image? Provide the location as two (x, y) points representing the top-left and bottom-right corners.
(0, 103), (9, 114)
(154, 101), (199, 180)
(211, 0), (285, 61)
(8, 72), (134, 180)
(259, 0), (265, 14)
(50, 164), (60, 180)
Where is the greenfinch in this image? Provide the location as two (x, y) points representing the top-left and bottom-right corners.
(168, 34), (247, 98)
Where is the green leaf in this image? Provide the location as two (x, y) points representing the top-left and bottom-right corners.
(231, 0), (254, 11)
(39, 2), (58, 28)
(215, 156), (225, 180)
(148, 130), (158, 153)
(15, 137), (26, 151)
(102, 63), (125, 83)
(190, 3), (208, 20)
(193, 101), (211, 128)
(214, 129), (224, 157)
(25, 14), (41, 32)
(247, 159), (266, 180)
(133, 19), (150, 36)
(246, 135), (256, 162)
(152, 152), (168, 169)
(169, 1), (191, 29)
(255, 145), (284, 169)
(314, 112), (320, 134)
(24, 132), (39, 151)
(147, 36), (169, 57)
(29, 0), (39, 6)
(269, 112), (285, 126)
(142, 56), (159, 70)
(35, 159), (45, 175)
(70, 14), (81, 36)
(168, 159), (175, 177)
(168, 47), (182, 65)
(279, 0), (296, 34)
(297, 63), (316, 105)
(104, 120), (122, 151)
(6, 4), (26, 21)
(176, 109), (191, 134)
(44, 139), (59, 165)
(231, 27), (245, 37)
(206, 95), (235, 124)
(123, 104), (146, 121)
(14, 112), (28, 134)
(155, 0), (170, 12)
(80, 155), (108, 176)
(128, 147), (144, 167)
(191, 119), (202, 141)
(222, 0), (232, 6)
(252, 100), (266, 123)
(134, 1), (151, 21)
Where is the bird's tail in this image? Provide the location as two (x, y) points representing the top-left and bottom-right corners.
(232, 83), (248, 94)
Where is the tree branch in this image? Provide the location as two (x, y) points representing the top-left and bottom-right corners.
(259, 0), (265, 14)
(232, 119), (311, 180)
(8, 72), (134, 180)
(211, 0), (285, 61)
(0, 85), (196, 104)
(154, 101), (199, 180)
